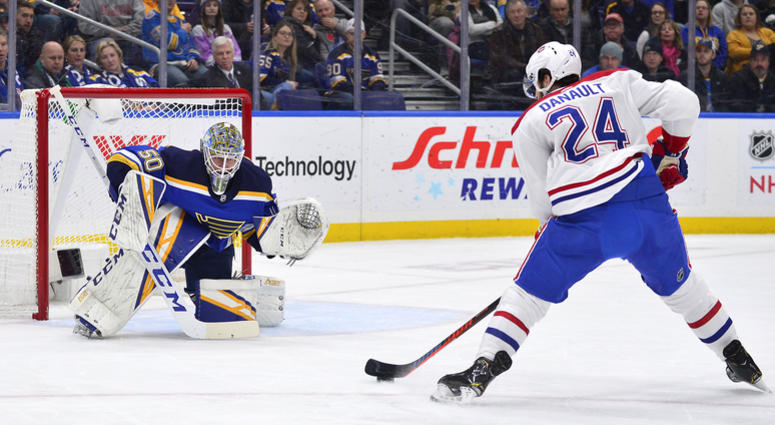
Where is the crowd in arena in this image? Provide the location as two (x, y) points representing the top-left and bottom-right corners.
(2, 0), (775, 111)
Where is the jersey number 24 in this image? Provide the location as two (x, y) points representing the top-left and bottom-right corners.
(547, 97), (629, 164)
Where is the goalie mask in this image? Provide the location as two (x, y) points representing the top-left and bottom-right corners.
(201, 122), (244, 196)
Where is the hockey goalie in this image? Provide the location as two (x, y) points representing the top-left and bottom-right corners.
(69, 122), (328, 339)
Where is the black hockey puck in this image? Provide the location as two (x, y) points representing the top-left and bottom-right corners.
(376, 376), (394, 382)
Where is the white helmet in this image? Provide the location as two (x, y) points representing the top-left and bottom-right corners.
(523, 42), (581, 99)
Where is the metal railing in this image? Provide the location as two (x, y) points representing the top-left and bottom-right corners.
(388, 8), (468, 109)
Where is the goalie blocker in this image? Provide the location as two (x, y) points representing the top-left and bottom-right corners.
(70, 171), (325, 338)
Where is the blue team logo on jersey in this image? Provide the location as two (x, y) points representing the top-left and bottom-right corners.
(749, 131), (774, 161)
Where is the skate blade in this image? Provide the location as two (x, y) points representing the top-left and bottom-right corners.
(751, 377), (772, 393)
(430, 384), (477, 404)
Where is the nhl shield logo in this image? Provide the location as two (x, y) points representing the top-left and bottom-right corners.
(749, 131), (775, 161)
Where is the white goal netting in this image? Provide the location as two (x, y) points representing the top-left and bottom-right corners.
(0, 87), (250, 318)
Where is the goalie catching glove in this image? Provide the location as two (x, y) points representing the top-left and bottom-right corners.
(651, 138), (688, 191)
(256, 198), (329, 265)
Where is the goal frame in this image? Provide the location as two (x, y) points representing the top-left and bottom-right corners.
(30, 87), (254, 320)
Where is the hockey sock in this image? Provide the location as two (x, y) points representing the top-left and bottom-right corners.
(661, 271), (738, 359)
(477, 284), (551, 360)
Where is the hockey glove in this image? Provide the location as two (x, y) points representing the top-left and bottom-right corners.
(650, 139), (688, 191)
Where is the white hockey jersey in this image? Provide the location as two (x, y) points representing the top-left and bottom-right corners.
(512, 69), (700, 223)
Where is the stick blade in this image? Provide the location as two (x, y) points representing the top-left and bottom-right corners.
(365, 358), (406, 379)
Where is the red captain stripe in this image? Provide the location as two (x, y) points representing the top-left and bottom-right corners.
(547, 153), (642, 197)
(688, 301), (722, 329)
(494, 311), (530, 335)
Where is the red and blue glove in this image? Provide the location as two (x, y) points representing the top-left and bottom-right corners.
(650, 139), (688, 191)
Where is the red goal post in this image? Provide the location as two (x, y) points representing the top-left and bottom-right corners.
(0, 87), (254, 320)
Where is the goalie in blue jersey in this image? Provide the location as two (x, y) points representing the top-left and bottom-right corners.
(70, 122), (328, 339)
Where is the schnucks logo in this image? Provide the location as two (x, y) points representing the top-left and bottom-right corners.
(749, 131), (774, 161)
(392, 126), (518, 170)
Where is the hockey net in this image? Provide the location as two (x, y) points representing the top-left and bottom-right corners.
(0, 87), (253, 320)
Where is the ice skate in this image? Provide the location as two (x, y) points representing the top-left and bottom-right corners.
(73, 316), (102, 338)
(723, 340), (770, 392)
(431, 351), (512, 403)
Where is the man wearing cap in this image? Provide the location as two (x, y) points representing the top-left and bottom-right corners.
(584, 13), (638, 70)
(606, 0), (651, 42)
(679, 38), (729, 112)
(636, 37), (676, 82)
(726, 42), (775, 112)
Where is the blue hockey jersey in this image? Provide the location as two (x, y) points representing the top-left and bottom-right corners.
(325, 42), (386, 91)
(106, 145), (277, 252)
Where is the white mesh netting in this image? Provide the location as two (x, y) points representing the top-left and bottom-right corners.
(0, 88), (247, 318)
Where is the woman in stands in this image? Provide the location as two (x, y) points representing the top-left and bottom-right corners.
(654, 19), (684, 77)
(283, 0), (322, 84)
(92, 40), (159, 87)
(63, 35), (104, 86)
(636, 2), (668, 60)
(725, 4), (775, 75)
(259, 18), (300, 109)
(192, 0), (243, 66)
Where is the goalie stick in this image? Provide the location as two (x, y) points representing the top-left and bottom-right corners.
(364, 297), (500, 380)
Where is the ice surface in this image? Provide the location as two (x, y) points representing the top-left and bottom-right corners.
(1, 235), (773, 424)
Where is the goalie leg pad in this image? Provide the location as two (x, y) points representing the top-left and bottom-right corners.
(198, 276), (285, 327)
(69, 249), (151, 337)
(257, 276), (285, 327)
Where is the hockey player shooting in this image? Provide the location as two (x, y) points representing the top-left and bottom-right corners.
(70, 122), (328, 339)
(432, 42), (768, 402)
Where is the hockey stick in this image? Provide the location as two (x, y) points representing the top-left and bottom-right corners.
(364, 297), (500, 380)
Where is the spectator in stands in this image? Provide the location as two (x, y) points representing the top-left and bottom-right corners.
(635, 37), (676, 81)
(34, 0), (78, 42)
(428, 0), (460, 39)
(93, 39), (158, 87)
(63, 35), (103, 86)
(325, 18), (386, 109)
(681, 0), (728, 71)
(77, 0), (145, 64)
(582, 40), (625, 76)
(636, 2), (668, 60)
(143, 0), (207, 87)
(194, 35), (251, 88)
(24, 41), (67, 88)
(0, 30), (23, 103)
(0, 5), (8, 34)
(223, 0), (269, 59)
(584, 13), (638, 69)
(541, 0), (573, 44)
(143, 0), (190, 31)
(725, 4), (775, 75)
(313, 0), (346, 55)
(607, 0), (651, 42)
(679, 38), (729, 111)
(17, 1), (43, 77)
(656, 19), (684, 76)
(283, 0), (324, 74)
(463, 0), (502, 60)
(259, 18), (300, 109)
(488, 0), (545, 85)
(726, 42), (775, 111)
(192, 0), (242, 66)
(713, 0), (746, 35)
